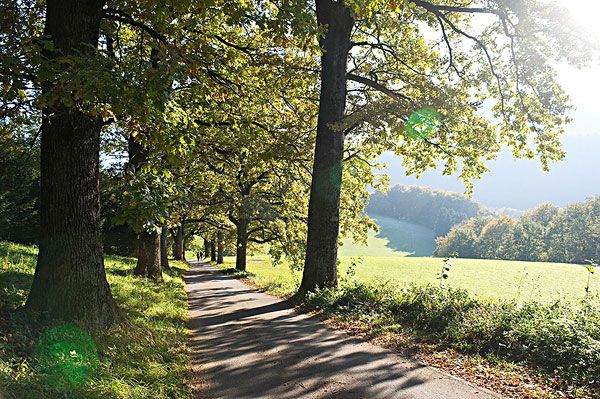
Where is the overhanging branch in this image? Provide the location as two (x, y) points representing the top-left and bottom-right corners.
(103, 8), (169, 45)
(346, 73), (410, 101)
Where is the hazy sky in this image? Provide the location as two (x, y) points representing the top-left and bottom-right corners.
(382, 1), (600, 210)
(567, 0), (600, 41)
(558, 0), (600, 135)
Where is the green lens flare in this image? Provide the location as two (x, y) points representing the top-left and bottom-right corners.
(314, 164), (342, 200)
(405, 107), (441, 139)
(34, 324), (98, 388)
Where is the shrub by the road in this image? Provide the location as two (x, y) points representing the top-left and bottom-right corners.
(304, 281), (600, 385)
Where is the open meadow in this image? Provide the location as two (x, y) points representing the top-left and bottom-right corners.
(226, 227), (599, 304)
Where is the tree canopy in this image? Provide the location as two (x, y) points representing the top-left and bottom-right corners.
(0, 0), (597, 325)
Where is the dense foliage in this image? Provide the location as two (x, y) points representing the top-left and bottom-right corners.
(367, 185), (488, 236)
(435, 198), (600, 263)
(0, 132), (39, 244)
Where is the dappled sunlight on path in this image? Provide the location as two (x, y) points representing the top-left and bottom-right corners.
(185, 262), (501, 399)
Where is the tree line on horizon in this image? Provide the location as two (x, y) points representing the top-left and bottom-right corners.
(435, 198), (600, 264)
(0, 0), (595, 328)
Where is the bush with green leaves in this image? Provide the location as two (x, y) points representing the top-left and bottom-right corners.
(304, 280), (600, 385)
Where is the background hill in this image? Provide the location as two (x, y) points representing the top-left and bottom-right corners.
(379, 134), (600, 210)
(340, 215), (436, 257)
(367, 185), (488, 236)
(341, 185), (488, 258)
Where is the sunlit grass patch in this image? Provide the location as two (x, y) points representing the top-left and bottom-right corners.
(0, 241), (192, 399)
(228, 251), (599, 303)
(215, 256), (300, 297)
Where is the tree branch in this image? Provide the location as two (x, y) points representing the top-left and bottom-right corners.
(410, 1), (505, 17)
(103, 8), (169, 45)
(346, 73), (410, 101)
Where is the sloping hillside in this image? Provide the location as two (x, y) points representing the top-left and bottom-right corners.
(367, 185), (488, 236)
(340, 214), (436, 257)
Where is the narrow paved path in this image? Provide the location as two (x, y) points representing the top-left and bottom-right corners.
(185, 261), (502, 399)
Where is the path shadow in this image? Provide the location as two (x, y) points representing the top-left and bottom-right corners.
(184, 264), (468, 399)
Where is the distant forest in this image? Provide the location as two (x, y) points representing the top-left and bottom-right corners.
(435, 198), (600, 264)
(367, 185), (488, 236)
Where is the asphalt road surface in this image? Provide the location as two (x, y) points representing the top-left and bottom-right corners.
(186, 261), (502, 399)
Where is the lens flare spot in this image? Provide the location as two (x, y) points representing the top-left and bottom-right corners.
(34, 324), (98, 388)
(405, 107), (441, 139)
(314, 165), (342, 200)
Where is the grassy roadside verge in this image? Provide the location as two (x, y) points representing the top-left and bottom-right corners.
(216, 254), (599, 303)
(0, 241), (192, 399)
(215, 257), (600, 399)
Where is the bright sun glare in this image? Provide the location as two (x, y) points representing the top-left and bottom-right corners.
(555, 1), (600, 137)
(564, 0), (600, 39)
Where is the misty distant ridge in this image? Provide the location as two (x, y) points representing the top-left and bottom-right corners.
(367, 184), (525, 237)
(380, 134), (600, 210)
(367, 185), (489, 237)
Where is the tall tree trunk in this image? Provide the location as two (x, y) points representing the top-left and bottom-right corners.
(173, 224), (184, 260)
(235, 220), (248, 271)
(25, 0), (120, 328)
(127, 131), (161, 278)
(172, 229), (178, 259)
(126, 110), (161, 279)
(210, 239), (216, 262)
(160, 224), (170, 270)
(134, 231), (162, 281)
(204, 238), (210, 261)
(217, 229), (224, 264)
(300, 0), (353, 293)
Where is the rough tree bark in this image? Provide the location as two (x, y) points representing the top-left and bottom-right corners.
(173, 225), (185, 260)
(217, 229), (224, 264)
(204, 238), (210, 261)
(172, 230), (178, 258)
(25, 0), (121, 327)
(160, 224), (170, 270)
(235, 219), (249, 271)
(299, 0), (354, 293)
(134, 231), (162, 280)
(210, 239), (216, 262)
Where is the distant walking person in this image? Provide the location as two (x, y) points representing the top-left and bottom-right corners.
(196, 251), (201, 262)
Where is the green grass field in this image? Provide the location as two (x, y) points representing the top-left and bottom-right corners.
(215, 214), (598, 302)
(221, 253), (598, 304)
